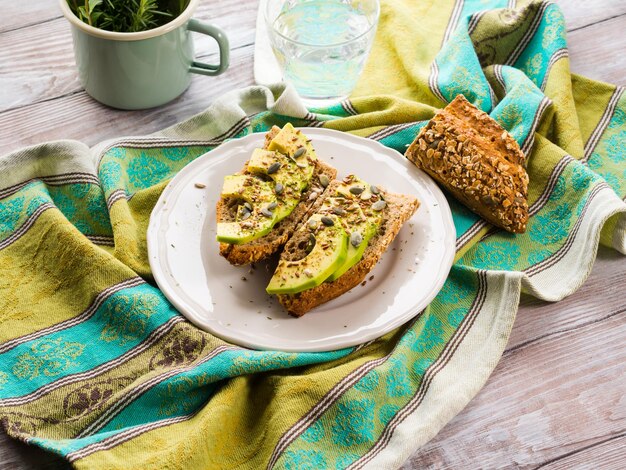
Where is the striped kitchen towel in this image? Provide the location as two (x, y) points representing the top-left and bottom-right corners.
(0, 1), (624, 468)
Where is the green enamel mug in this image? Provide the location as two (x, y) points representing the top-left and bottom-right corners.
(59, 0), (229, 110)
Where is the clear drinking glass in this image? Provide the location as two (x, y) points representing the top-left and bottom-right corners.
(265, 0), (380, 108)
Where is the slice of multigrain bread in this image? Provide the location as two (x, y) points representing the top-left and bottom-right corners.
(275, 182), (420, 317)
(218, 126), (338, 265)
(405, 94), (529, 233)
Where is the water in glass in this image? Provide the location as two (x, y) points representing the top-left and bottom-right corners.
(269, 0), (378, 106)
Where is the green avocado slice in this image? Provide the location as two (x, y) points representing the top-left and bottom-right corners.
(325, 209), (378, 281)
(266, 214), (348, 294)
(267, 123), (317, 182)
(248, 149), (308, 190)
(216, 219), (274, 244)
(327, 221), (378, 281)
(325, 179), (384, 281)
(247, 148), (305, 221)
(216, 175), (277, 244)
(336, 176), (372, 200)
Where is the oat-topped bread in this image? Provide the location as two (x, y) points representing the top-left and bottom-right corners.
(217, 124), (337, 265)
(266, 175), (420, 317)
(405, 94), (529, 233)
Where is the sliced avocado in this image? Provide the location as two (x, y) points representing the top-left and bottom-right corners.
(216, 175), (277, 244)
(267, 123), (317, 160)
(248, 148), (308, 191)
(216, 218), (273, 244)
(247, 149), (290, 183)
(324, 178), (385, 281)
(324, 199), (378, 281)
(327, 221), (377, 281)
(247, 148), (304, 221)
(220, 174), (274, 201)
(267, 123), (317, 182)
(336, 175), (372, 200)
(266, 214), (348, 294)
(235, 204), (248, 221)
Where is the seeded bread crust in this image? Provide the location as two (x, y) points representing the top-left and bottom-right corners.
(405, 94), (529, 233)
(276, 190), (420, 317)
(217, 126), (338, 265)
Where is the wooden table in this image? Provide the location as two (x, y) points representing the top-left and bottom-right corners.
(1, 1), (624, 468)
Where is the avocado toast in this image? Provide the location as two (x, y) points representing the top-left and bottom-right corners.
(217, 124), (337, 265)
(267, 175), (420, 317)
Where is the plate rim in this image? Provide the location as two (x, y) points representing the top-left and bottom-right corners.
(147, 127), (456, 352)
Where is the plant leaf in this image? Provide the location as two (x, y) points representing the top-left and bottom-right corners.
(68, 0), (183, 32)
(90, 11), (103, 24)
(88, 0), (103, 11)
(77, 5), (88, 20)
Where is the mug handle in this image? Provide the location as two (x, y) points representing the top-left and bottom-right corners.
(188, 19), (230, 76)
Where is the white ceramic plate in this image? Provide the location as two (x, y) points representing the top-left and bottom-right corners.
(147, 128), (455, 352)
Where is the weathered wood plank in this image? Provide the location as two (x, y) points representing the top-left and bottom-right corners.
(554, 0), (626, 31)
(508, 247), (626, 352)
(0, 19), (80, 113)
(0, 0), (61, 33)
(540, 433), (626, 470)
(0, 2), (258, 113)
(402, 246), (626, 469)
(0, 431), (67, 469)
(0, 0), (261, 35)
(402, 312), (626, 468)
(0, 44), (255, 156)
(567, 15), (626, 86)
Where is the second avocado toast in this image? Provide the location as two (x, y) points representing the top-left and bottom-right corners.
(216, 124), (420, 317)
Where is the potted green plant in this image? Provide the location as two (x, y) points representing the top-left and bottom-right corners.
(68, 0), (187, 33)
(59, 0), (230, 109)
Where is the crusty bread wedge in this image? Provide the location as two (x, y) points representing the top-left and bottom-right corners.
(405, 94), (529, 233)
(218, 126), (338, 265)
(274, 181), (420, 317)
